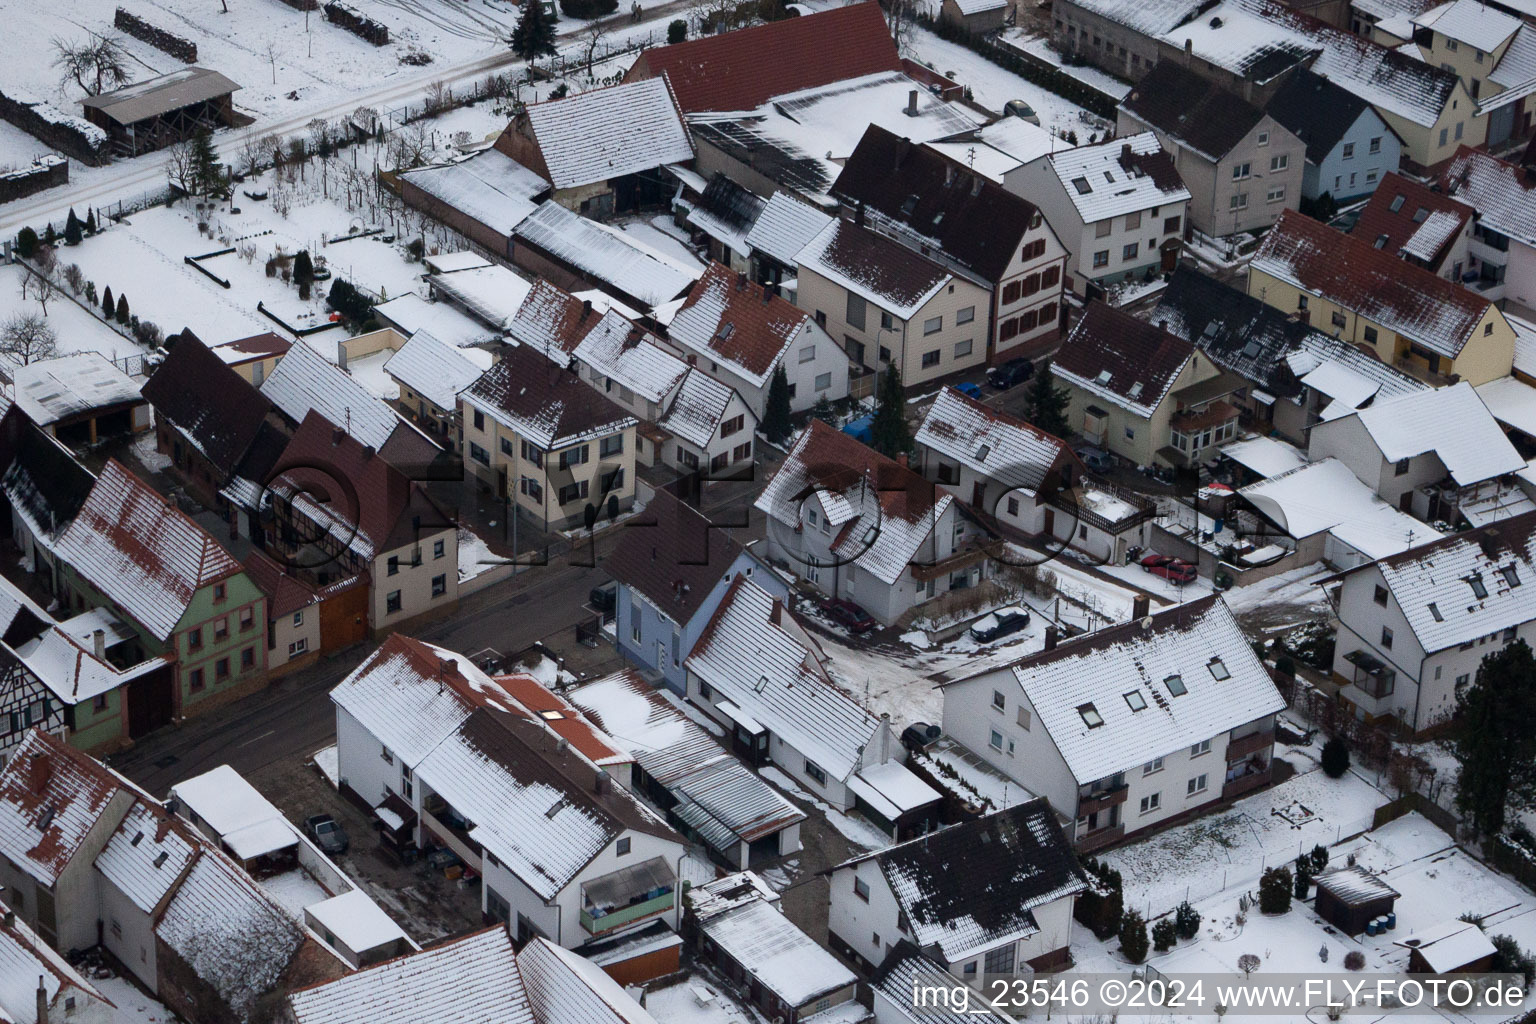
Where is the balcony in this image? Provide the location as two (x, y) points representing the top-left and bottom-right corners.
(1075, 823), (1125, 853)
(1222, 765), (1271, 801)
(1226, 729), (1274, 762)
(1076, 784), (1129, 818)
(908, 538), (1001, 583)
(580, 856), (676, 937)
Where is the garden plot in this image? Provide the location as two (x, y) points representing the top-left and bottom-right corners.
(0, 265), (149, 365)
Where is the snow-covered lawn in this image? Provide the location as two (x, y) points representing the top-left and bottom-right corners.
(1001, 31), (1132, 103)
(312, 743), (340, 788)
(1098, 559), (1214, 604)
(346, 348), (400, 400)
(647, 974), (760, 1024)
(457, 526), (502, 583)
(0, 265), (154, 364)
(94, 974), (179, 1024)
(260, 866), (331, 917)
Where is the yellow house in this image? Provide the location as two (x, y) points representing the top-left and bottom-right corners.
(210, 332), (293, 387)
(1248, 211), (1514, 386)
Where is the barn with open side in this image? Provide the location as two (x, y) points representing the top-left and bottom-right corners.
(80, 67), (242, 156)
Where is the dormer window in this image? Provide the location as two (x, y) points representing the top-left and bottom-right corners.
(975, 443), (991, 462)
(1124, 690), (1146, 712)
(1078, 703), (1103, 728)
(1127, 382), (1144, 400)
(1165, 674), (1187, 696)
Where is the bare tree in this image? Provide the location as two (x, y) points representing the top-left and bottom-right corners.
(582, 20), (610, 76)
(387, 122), (431, 171)
(885, 0), (915, 57)
(238, 134), (264, 177)
(52, 33), (131, 96)
(20, 248), (59, 317)
(1, 314), (59, 365)
(166, 138), (198, 195)
(63, 263), (85, 294)
(424, 80), (451, 116)
(306, 117), (331, 155)
(264, 39), (280, 85)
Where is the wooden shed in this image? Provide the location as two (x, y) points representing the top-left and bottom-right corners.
(1313, 865), (1399, 935)
(81, 66), (241, 156)
(1397, 921), (1498, 974)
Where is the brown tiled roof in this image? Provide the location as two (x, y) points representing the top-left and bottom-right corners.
(142, 330), (273, 476)
(214, 332), (293, 361)
(1351, 173), (1470, 270)
(489, 674), (633, 766)
(507, 279), (603, 356)
(241, 549), (320, 618)
(667, 263), (812, 382)
(465, 344), (634, 450)
(0, 730), (122, 885)
(830, 125), (1047, 284)
(625, 2), (901, 113)
(1123, 61), (1268, 161)
(604, 489), (743, 624)
(797, 220), (950, 317)
(1054, 302), (1194, 414)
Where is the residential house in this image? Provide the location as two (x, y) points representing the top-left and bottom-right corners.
(571, 669), (806, 869)
(756, 420), (990, 625)
(9, 353), (147, 449)
(1049, 0), (1207, 82)
(0, 731), (344, 1024)
(1248, 209), (1518, 385)
(398, 149), (551, 258)
(1053, 301), (1241, 469)
(0, 897), (114, 1024)
(1007, 133), (1191, 298)
(1399, 0), (1536, 148)
(267, 411), (459, 633)
(795, 219), (991, 388)
(1118, 61), (1306, 234)
(142, 329), (282, 508)
(1264, 69), (1402, 204)
(828, 800), (1086, 977)
(870, 943), (1012, 1024)
(672, 170), (766, 272)
(0, 412), (97, 596)
(604, 489), (786, 693)
(331, 634), (689, 952)
(1443, 146), (1536, 314)
(1153, 265), (1428, 445)
(52, 459), (266, 718)
(514, 201), (701, 312)
(1351, 172), (1473, 279)
(1324, 511), (1536, 731)
(382, 329), (492, 449)
(687, 872), (859, 1023)
(493, 77), (693, 217)
(210, 332), (292, 387)
(939, 596), (1286, 850)
(240, 551), (322, 678)
(1309, 382), (1527, 524)
(462, 344), (638, 531)
(686, 575), (942, 835)
(662, 262), (850, 416)
(743, 191), (835, 295)
(914, 387), (1154, 563)
(830, 126), (1069, 360)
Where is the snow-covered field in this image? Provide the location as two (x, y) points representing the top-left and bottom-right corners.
(0, 264), (150, 363)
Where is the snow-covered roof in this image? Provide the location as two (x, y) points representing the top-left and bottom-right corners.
(1065, 0), (1206, 36)
(573, 311), (688, 405)
(382, 330), (490, 412)
(847, 760), (941, 821)
(517, 937), (660, 1024)
(1221, 436), (1308, 479)
(262, 341), (401, 451)
(1034, 131), (1189, 223)
(54, 460), (241, 642)
(872, 944), (1011, 1022)
(695, 886), (856, 1005)
(841, 800), (1086, 962)
(668, 262), (817, 386)
(94, 799), (197, 914)
(422, 250), (492, 274)
(371, 293), (499, 349)
(689, 576), (882, 781)
(170, 764), (293, 851)
(1397, 919), (1497, 972)
(1301, 358), (1384, 408)
(516, 201), (700, 308)
(756, 420), (954, 586)
(288, 927), (532, 1024)
(1485, 25), (1536, 109)
(398, 149), (548, 236)
(1413, 0), (1519, 51)
(1353, 0), (1439, 23)
(465, 345), (636, 450)
(507, 279), (602, 356)
(1054, 302), (1194, 417)
(81, 66), (239, 125)
(743, 191), (834, 266)
(11, 352), (141, 426)
(1241, 458), (1443, 556)
(1401, 209), (1465, 262)
(0, 896), (107, 1022)
(1344, 381), (1525, 486)
(1444, 147), (1536, 250)
(796, 219), (950, 321)
(1476, 375), (1536, 440)
(14, 625), (166, 705)
(1315, 864), (1399, 904)
(979, 597), (1283, 784)
(658, 369), (738, 449)
(520, 78), (692, 190)
(916, 387), (1075, 496)
(428, 264), (536, 331)
(305, 889), (409, 955)
(1289, 335), (1427, 406)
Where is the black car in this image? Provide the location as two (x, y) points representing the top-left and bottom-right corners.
(987, 358), (1034, 389)
(969, 606), (1031, 643)
(304, 814), (349, 856)
(901, 722), (941, 753)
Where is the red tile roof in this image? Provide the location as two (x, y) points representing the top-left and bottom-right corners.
(1351, 172), (1470, 271)
(241, 550), (320, 619)
(667, 262), (812, 383)
(490, 674), (633, 767)
(0, 730), (122, 885)
(1053, 302), (1194, 415)
(625, 2), (902, 114)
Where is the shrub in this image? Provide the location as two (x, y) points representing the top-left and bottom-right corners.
(1492, 935), (1536, 985)
(15, 227), (38, 259)
(1237, 953), (1261, 977)
(1460, 911), (1487, 926)
(1073, 858), (1125, 940)
(1322, 737), (1350, 778)
(327, 278), (373, 323)
(1343, 951), (1365, 971)
(1275, 654), (1296, 677)
(101, 285), (115, 320)
(1120, 910), (1149, 964)
(134, 320), (163, 346)
(115, 294), (130, 324)
(84, 281), (97, 305)
(1309, 844), (1330, 875)
(1152, 917), (1177, 952)
(1259, 866), (1292, 914)
(266, 258), (279, 278)
(64, 209), (82, 246)
(1174, 901), (1201, 940)
(1294, 858), (1311, 900)
(667, 18), (686, 42)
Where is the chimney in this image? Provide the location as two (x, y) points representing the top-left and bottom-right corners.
(854, 201), (866, 227)
(92, 629), (105, 661)
(906, 89), (918, 116)
(331, 427), (344, 446)
(735, 270), (747, 291)
(1121, 142), (1132, 164)
(970, 175), (982, 197)
(1157, 320), (1168, 332)
(761, 284), (773, 304)
(362, 445), (375, 460)
(1044, 625), (1058, 651)
(36, 976), (46, 1024)
(594, 769), (608, 794)
(770, 598), (783, 626)
(2, 909), (13, 928)
(879, 712), (891, 762)
(442, 658), (456, 679)
(580, 298), (592, 322)
(1131, 594), (1150, 620)
(1184, 37), (1193, 56)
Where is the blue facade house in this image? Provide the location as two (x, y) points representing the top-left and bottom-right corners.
(1265, 69), (1403, 205)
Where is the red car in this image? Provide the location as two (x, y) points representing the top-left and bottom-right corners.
(1140, 554), (1198, 585)
(821, 598), (877, 633)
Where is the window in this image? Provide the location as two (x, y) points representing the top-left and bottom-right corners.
(210, 616), (227, 642)
(559, 480), (589, 505)
(601, 467), (625, 492)
(1232, 162), (1251, 179)
(1298, 295), (1308, 311)
(1125, 690), (1147, 712)
(1207, 657), (1230, 681)
(1139, 792), (1161, 814)
(1257, 131), (1269, 146)
(1469, 573), (1488, 599)
(240, 607), (254, 632)
(1229, 193), (1249, 210)
(799, 345), (816, 363)
(1092, 250), (1109, 268)
(559, 445), (589, 470)
(1381, 626), (1394, 649)
(1369, 136), (1382, 154)
(955, 339), (972, 358)
(431, 574), (447, 598)
(733, 442), (751, 461)
(1095, 220), (1113, 239)
(600, 434), (624, 457)
(815, 372), (833, 391)
(1270, 154), (1288, 172)
(1374, 584), (1389, 606)
(1266, 186), (1286, 204)
(189, 668), (204, 692)
(1455, 121), (1464, 141)
(386, 590), (402, 614)
(804, 759), (827, 785)
(921, 351), (940, 368)
(989, 728), (1004, 751)
(992, 689), (1007, 711)
(923, 316), (942, 335)
(215, 657), (230, 681)
(93, 694), (109, 713)
(854, 876), (870, 901)
(845, 291), (867, 331)
(1392, 457), (1411, 477)
(1364, 326), (1378, 344)
(963, 962), (978, 976)
(469, 441), (490, 466)
(616, 837), (630, 856)
(520, 477), (544, 503)
(292, 609), (304, 629)
(1188, 774), (1208, 796)
(1078, 703), (1103, 728)
(1191, 738), (1211, 757)
(881, 312), (895, 330)
(500, 437), (515, 457)
(719, 415), (744, 438)
(433, 539), (445, 560)
(984, 945), (1016, 976)
(241, 647), (255, 670)
(1439, 127), (1449, 147)
(1165, 674), (1187, 696)
(1123, 242), (1139, 261)
(520, 440), (544, 467)
(213, 582), (226, 603)
(1143, 757), (1163, 774)
(814, 310), (826, 328)
(387, 556), (400, 577)
(1502, 564), (1522, 588)
(955, 304), (977, 327)
(1124, 425), (1135, 440)
(1330, 310), (1347, 330)
(1342, 141), (1355, 160)
(1006, 496), (1020, 516)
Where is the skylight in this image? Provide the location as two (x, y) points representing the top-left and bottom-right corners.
(1127, 382), (1144, 399)
(1096, 369), (1113, 385)
(975, 443), (991, 462)
(1165, 674), (1187, 696)
(538, 710), (564, 721)
(1078, 703), (1104, 728)
(1124, 690), (1147, 712)
(1208, 657), (1229, 681)
(1469, 573), (1489, 600)
(754, 675), (769, 693)
(1389, 194), (1405, 213)
(130, 831), (145, 847)
(1374, 235), (1389, 249)
(1428, 602), (1443, 621)
(1412, 207), (1428, 223)
(1241, 340), (1263, 359)
(1502, 564), (1522, 588)
(1103, 171), (1116, 184)
(1071, 176), (1093, 195)
(153, 852), (169, 869)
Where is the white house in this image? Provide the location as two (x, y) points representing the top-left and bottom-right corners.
(939, 596), (1285, 851)
(870, 942), (1012, 1024)
(1325, 512), (1536, 732)
(828, 800), (1085, 979)
(1443, 147), (1536, 314)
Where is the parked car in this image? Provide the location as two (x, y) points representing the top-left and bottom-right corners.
(953, 381), (984, 399)
(1004, 99), (1042, 125)
(1140, 554), (1198, 584)
(987, 357), (1034, 390)
(304, 814), (349, 855)
(1077, 447), (1114, 473)
(969, 606), (1031, 643)
(820, 598), (877, 634)
(901, 722), (941, 753)
(589, 585), (616, 615)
